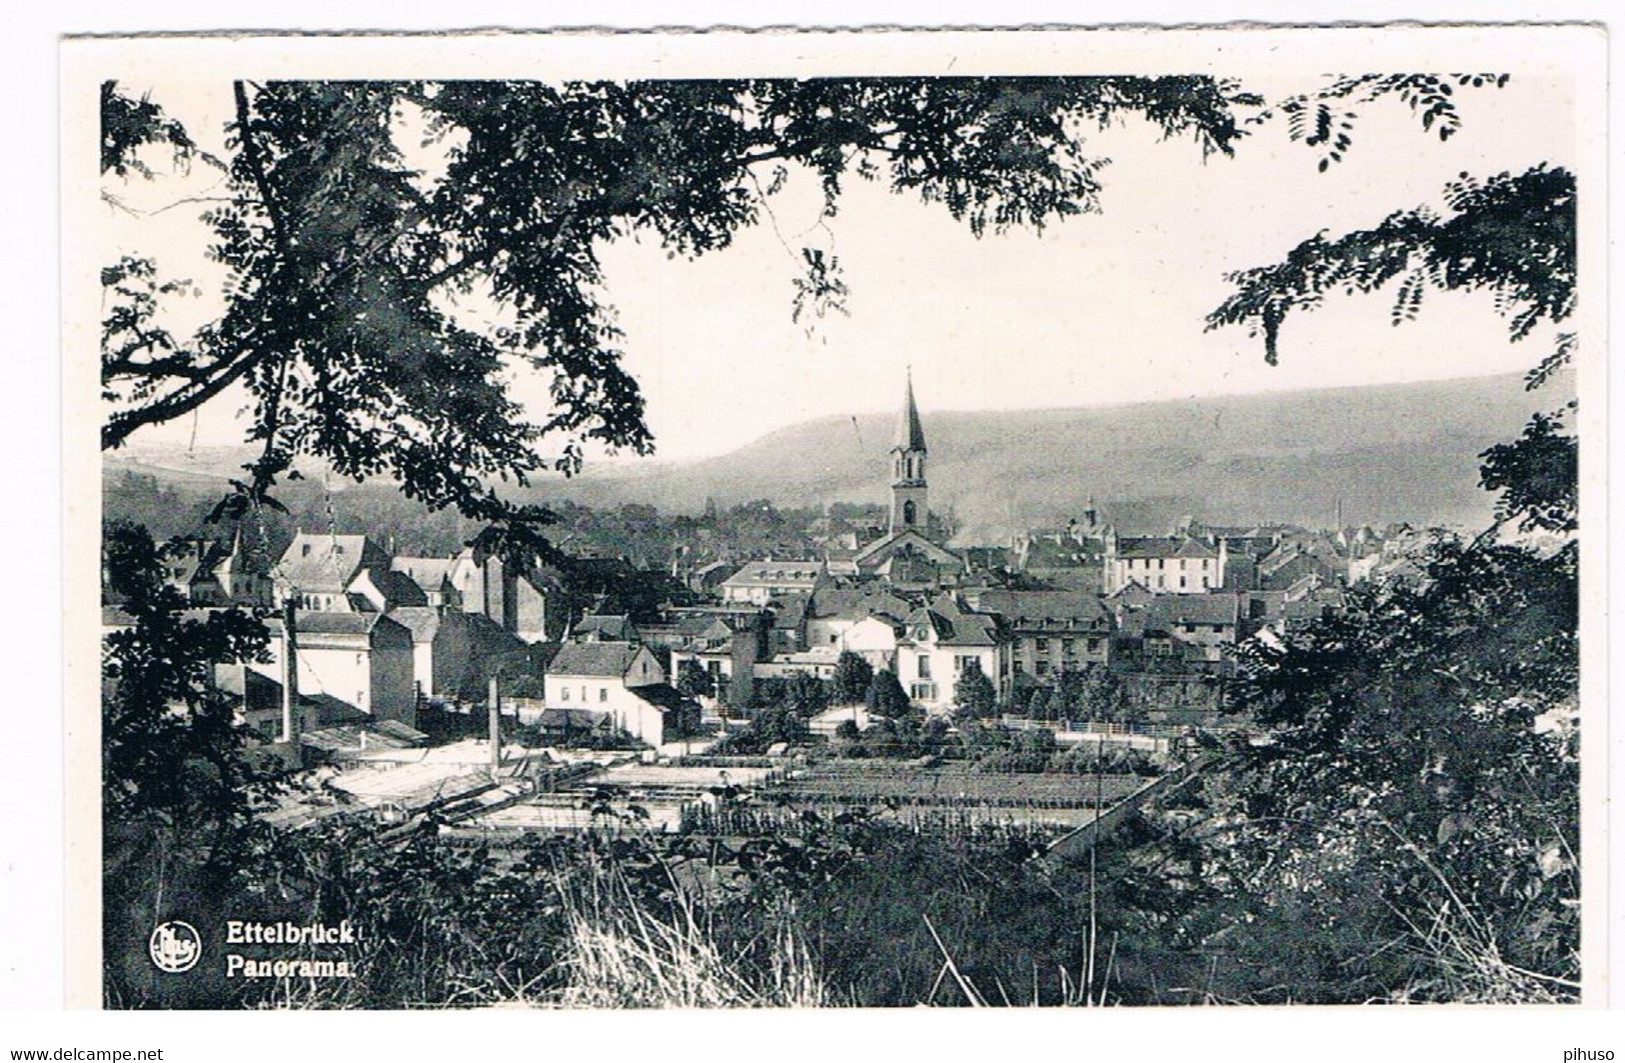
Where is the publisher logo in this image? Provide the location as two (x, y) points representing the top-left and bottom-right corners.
(148, 920), (202, 973)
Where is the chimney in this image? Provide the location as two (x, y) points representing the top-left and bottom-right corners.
(280, 600), (300, 746)
(488, 673), (501, 782)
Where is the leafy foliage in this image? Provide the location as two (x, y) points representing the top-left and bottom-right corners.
(1261, 74), (1510, 171)
(865, 667), (911, 720)
(831, 650), (874, 704)
(101, 81), (202, 178)
(952, 660), (998, 721)
(101, 522), (274, 850)
(1208, 164), (1574, 364)
(1479, 406), (1578, 534)
(1208, 534), (1579, 1000)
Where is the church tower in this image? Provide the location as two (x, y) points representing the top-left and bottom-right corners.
(890, 370), (928, 534)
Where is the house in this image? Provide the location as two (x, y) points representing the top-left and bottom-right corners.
(665, 612), (770, 711)
(450, 547), (557, 642)
(271, 532), (423, 612)
(1257, 542), (1345, 591)
(1103, 534), (1226, 595)
(387, 606), (530, 702)
(686, 560), (736, 595)
(543, 641), (680, 746)
(212, 663), (425, 757)
(754, 649), (843, 681)
(962, 589), (1114, 680)
(895, 595), (1006, 715)
(719, 560), (827, 605)
(161, 532), (273, 606)
(570, 613), (638, 643)
(805, 586), (908, 668)
(1144, 592), (1243, 663)
(252, 610), (417, 725)
(391, 556), (463, 609)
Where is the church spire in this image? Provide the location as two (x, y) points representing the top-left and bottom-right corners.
(889, 368), (928, 534)
(894, 366), (927, 453)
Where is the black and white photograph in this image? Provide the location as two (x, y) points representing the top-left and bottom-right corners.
(55, 23), (1608, 1024)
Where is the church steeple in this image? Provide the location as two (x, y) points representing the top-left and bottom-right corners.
(890, 369), (928, 534)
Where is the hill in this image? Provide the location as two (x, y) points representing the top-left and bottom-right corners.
(106, 372), (1562, 541)
(521, 372), (1562, 539)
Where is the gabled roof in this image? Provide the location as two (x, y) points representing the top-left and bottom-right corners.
(852, 528), (963, 569)
(721, 560), (826, 588)
(573, 613), (636, 641)
(386, 606), (446, 642)
(1115, 536), (1218, 561)
(548, 640), (645, 679)
(808, 585), (914, 622)
(162, 538), (232, 586)
(274, 533), (386, 593)
(391, 556), (457, 594)
(1146, 593), (1241, 628)
(907, 596), (998, 646)
(628, 683), (697, 713)
(967, 590), (1112, 629)
(266, 610), (405, 638)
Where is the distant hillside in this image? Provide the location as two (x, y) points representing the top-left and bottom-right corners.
(515, 372), (1562, 539)
(106, 372), (1564, 541)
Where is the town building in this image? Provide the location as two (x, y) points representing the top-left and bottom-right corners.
(543, 641), (693, 746)
(1102, 533), (1226, 595)
(272, 532), (425, 613)
(895, 595), (1006, 715)
(390, 556), (463, 609)
(161, 531), (274, 606)
(719, 560), (827, 605)
(449, 547), (556, 643)
(962, 589), (1114, 679)
(252, 610), (418, 725)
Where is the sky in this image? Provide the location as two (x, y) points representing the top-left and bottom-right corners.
(105, 72), (1577, 463)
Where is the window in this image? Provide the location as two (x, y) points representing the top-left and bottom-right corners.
(580, 686), (588, 702)
(1013, 661), (1025, 674)
(1036, 660), (1050, 676)
(955, 655), (976, 673)
(910, 682), (935, 700)
(1062, 639), (1075, 656)
(599, 688), (608, 702)
(1035, 638), (1049, 653)
(1180, 576), (1187, 588)
(561, 687), (570, 701)
(1087, 638), (1101, 652)
(917, 655), (932, 679)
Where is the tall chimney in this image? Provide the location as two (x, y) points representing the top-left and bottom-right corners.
(280, 600), (300, 746)
(488, 672), (501, 781)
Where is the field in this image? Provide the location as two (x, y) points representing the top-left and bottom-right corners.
(770, 764), (1148, 809)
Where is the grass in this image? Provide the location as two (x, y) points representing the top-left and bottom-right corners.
(556, 867), (829, 1008)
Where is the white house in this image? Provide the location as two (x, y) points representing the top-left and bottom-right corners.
(719, 560), (826, 605)
(544, 641), (680, 746)
(895, 596), (1007, 716)
(1103, 535), (1226, 595)
(252, 611), (417, 725)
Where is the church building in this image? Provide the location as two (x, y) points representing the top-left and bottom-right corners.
(852, 371), (966, 585)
